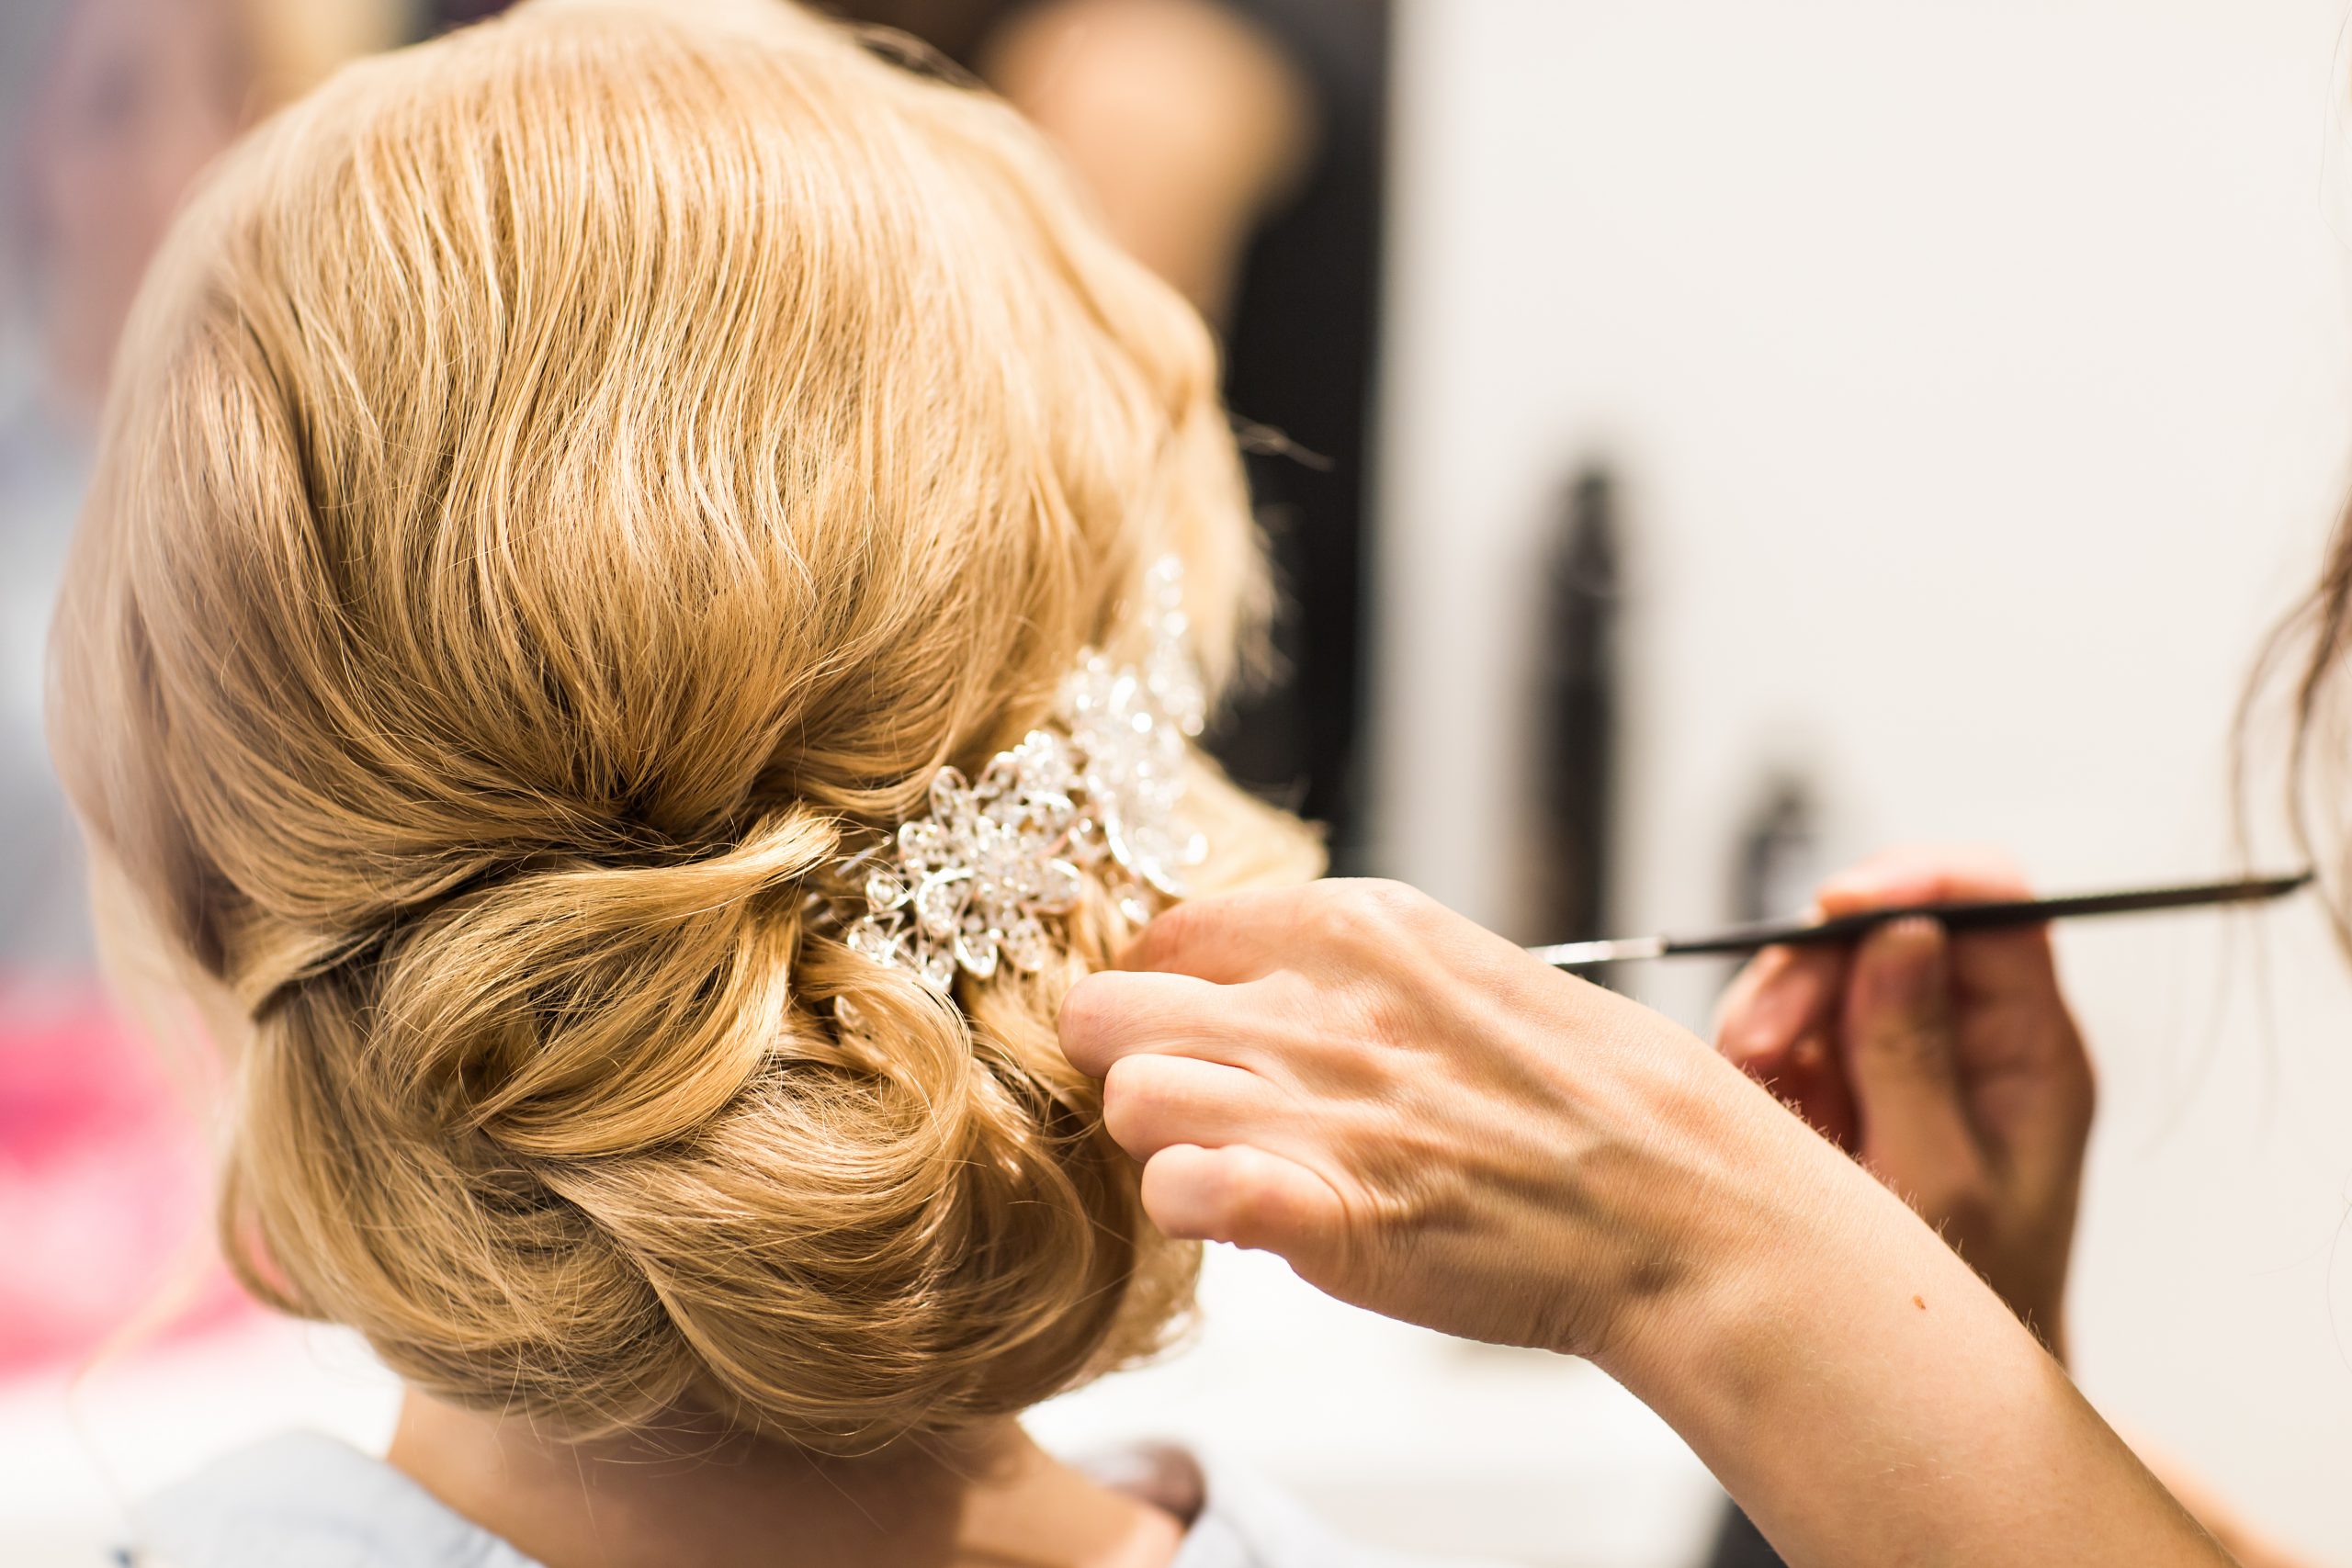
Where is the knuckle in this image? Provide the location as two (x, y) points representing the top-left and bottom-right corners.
(1277, 977), (1394, 1078)
(1301, 894), (1362, 949)
(1306, 877), (1424, 949)
(1371, 880), (1451, 947)
(1354, 877), (1427, 923)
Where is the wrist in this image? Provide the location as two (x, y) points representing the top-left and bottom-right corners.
(1587, 1130), (2220, 1566)
(1942, 1213), (2075, 1363)
(1588, 1096), (1890, 1400)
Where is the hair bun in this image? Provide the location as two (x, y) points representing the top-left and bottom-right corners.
(233, 795), (1195, 1450)
(371, 808), (837, 1157)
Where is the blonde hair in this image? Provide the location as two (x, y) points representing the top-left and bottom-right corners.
(49, 0), (1318, 1452)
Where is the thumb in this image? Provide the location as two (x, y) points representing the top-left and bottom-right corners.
(1842, 918), (1981, 1189)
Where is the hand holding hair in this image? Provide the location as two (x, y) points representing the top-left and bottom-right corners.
(1061, 878), (2232, 1567)
(1058, 877), (1807, 1358)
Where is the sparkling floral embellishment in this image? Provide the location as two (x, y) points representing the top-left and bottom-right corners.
(838, 556), (1208, 994)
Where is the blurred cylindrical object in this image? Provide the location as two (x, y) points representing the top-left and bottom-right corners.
(1531, 465), (1621, 944)
(1731, 771), (1820, 923)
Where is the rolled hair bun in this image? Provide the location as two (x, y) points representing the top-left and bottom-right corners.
(49, 0), (1318, 1450)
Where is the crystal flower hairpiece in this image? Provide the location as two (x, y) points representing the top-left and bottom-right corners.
(834, 556), (1209, 995)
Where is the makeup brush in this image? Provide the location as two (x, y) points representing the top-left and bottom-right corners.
(1526, 870), (2314, 969)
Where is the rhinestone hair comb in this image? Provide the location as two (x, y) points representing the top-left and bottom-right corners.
(835, 556), (1208, 994)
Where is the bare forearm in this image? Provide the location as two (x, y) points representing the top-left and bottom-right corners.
(1601, 1126), (2228, 1568)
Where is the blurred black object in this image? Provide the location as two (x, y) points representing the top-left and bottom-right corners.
(1198, 0), (1388, 866)
(430, 0), (514, 25)
(1707, 1505), (1785, 1568)
(1732, 772), (1821, 924)
(1529, 466), (1622, 946)
(831, 1), (1394, 863)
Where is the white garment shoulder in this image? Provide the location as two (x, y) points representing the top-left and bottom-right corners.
(128, 1430), (1513, 1568)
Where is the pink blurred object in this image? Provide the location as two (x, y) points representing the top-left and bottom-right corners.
(0, 981), (250, 1376)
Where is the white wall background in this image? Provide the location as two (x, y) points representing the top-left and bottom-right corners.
(1374, 0), (2352, 1560)
(20, 5), (2352, 1565)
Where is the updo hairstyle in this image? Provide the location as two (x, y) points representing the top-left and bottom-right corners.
(47, 0), (1319, 1452)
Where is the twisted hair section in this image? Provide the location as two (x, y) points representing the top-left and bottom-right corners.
(50, 0), (1319, 1450)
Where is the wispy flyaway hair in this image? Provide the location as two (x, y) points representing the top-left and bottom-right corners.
(47, 0), (1318, 1450)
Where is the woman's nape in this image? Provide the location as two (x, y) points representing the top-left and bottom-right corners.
(387, 1393), (1187, 1568)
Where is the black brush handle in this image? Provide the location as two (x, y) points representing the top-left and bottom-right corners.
(1655, 872), (2313, 959)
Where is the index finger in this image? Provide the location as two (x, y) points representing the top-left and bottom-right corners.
(1815, 845), (2063, 1006)
(1815, 845), (2033, 914)
(1115, 886), (1311, 983)
(1057, 968), (1248, 1077)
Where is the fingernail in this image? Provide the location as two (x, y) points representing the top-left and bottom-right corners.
(1862, 918), (1946, 1007)
(1888, 915), (1948, 953)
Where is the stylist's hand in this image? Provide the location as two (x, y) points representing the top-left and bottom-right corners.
(1066, 879), (2233, 1568)
(1059, 879), (1844, 1360)
(1713, 847), (2094, 1354)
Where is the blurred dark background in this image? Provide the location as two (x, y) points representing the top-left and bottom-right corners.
(797, 0), (1393, 858)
